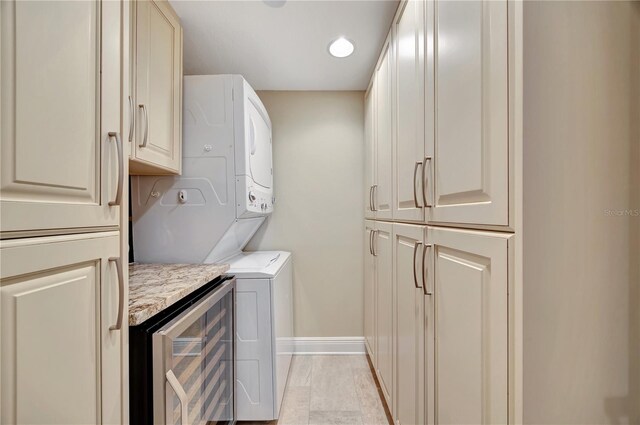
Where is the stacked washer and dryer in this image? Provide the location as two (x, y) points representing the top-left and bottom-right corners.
(131, 75), (293, 421)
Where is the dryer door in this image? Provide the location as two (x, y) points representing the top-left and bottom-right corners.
(246, 99), (273, 190)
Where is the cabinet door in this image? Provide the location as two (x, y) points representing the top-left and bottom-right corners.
(393, 0), (426, 223)
(364, 83), (377, 219)
(428, 0), (509, 227)
(374, 221), (393, 410)
(364, 220), (377, 363)
(0, 232), (123, 424)
(0, 0), (122, 235)
(428, 227), (509, 425)
(374, 36), (393, 220)
(133, 0), (182, 174)
(393, 223), (425, 425)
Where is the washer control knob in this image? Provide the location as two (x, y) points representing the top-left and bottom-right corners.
(248, 192), (256, 202)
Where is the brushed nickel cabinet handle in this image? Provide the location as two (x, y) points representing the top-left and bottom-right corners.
(422, 156), (433, 208)
(414, 161), (423, 208)
(369, 186), (374, 212)
(373, 230), (379, 256)
(128, 96), (135, 143)
(422, 244), (433, 295)
(108, 256), (124, 331)
(108, 132), (123, 207)
(369, 229), (374, 255)
(413, 241), (423, 289)
(372, 184), (378, 211)
(166, 370), (188, 425)
(139, 104), (149, 147)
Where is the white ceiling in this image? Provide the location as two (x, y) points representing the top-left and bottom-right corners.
(170, 0), (399, 90)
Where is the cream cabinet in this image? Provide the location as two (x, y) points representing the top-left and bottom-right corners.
(130, 0), (183, 175)
(0, 233), (124, 424)
(364, 84), (377, 219)
(364, 220), (377, 363)
(373, 36), (394, 220)
(427, 0), (509, 227)
(373, 221), (394, 409)
(392, 0), (427, 223)
(393, 223), (426, 425)
(0, 0), (123, 235)
(428, 226), (510, 425)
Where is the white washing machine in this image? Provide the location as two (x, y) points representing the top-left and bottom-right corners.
(228, 251), (293, 421)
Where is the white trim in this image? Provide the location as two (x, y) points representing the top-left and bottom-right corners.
(291, 337), (366, 355)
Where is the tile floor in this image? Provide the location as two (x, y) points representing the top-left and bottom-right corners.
(241, 355), (391, 425)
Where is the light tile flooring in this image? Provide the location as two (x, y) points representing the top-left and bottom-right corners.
(241, 355), (391, 425)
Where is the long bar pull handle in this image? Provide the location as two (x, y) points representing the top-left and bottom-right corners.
(108, 256), (124, 331)
(413, 241), (423, 289)
(166, 370), (188, 425)
(369, 230), (374, 255)
(108, 132), (123, 207)
(372, 230), (379, 256)
(413, 161), (423, 208)
(128, 96), (135, 143)
(422, 244), (433, 295)
(139, 104), (149, 147)
(372, 185), (378, 211)
(369, 186), (374, 212)
(422, 156), (433, 208)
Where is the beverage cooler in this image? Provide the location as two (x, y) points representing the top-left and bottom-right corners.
(130, 276), (236, 425)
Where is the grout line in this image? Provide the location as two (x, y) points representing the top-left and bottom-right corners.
(306, 356), (313, 425)
(350, 355), (366, 425)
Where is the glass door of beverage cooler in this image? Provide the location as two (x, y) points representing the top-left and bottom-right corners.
(153, 278), (236, 425)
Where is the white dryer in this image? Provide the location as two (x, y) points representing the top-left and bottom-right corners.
(132, 74), (274, 264)
(228, 251), (293, 421)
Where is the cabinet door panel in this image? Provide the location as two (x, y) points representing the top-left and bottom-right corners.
(364, 221), (376, 363)
(374, 221), (393, 409)
(374, 38), (393, 219)
(0, 0), (121, 234)
(394, 0), (426, 222)
(429, 227), (509, 425)
(364, 85), (376, 219)
(430, 0), (508, 226)
(0, 233), (122, 424)
(134, 0), (182, 173)
(393, 223), (425, 425)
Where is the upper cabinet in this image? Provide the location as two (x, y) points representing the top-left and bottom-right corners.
(130, 0), (183, 175)
(364, 82), (377, 219)
(374, 36), (394, 220)
(393, 0), (426, 223)
(0, 0), (123, 235)
(428, 0), (509, 227)
(365, 0), (511, 229)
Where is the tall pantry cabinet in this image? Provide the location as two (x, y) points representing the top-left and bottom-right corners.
(0, 1), (129, 423)
(363, 0), (517, 423)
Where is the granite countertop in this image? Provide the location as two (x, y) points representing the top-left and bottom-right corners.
(128, 263), (230, 326)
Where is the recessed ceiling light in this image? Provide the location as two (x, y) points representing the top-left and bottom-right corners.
(328, 37), (355, 58)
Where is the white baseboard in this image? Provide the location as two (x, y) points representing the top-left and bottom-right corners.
(292, 337), (366, 355)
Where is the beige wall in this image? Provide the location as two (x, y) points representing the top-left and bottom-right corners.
(523, 2), (640, 423)
(247, 91), (365, 338)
